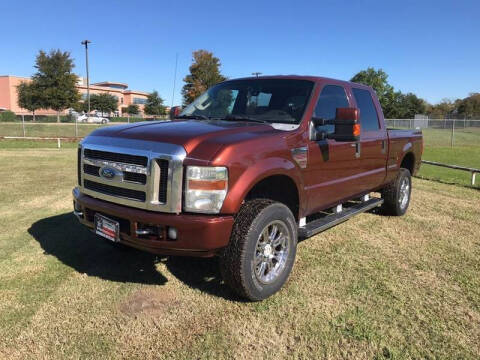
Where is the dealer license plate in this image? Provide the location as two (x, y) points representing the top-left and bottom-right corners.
(94, 213), (119, 242)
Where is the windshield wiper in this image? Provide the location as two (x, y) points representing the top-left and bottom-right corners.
(175, 114), (210, 120)
(222, 115), (269, 124)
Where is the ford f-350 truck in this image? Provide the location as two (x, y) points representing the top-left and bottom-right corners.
(73, 76), (423, 300)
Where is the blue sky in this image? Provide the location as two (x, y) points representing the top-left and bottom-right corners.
(0, 0), (478, 105)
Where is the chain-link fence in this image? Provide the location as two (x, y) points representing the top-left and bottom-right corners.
(0, 114), (169, 138)
(386, 119), (480, 148)
(386, 118), (480, 130)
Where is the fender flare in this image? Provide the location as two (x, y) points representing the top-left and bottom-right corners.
(221, 157), (305, 215)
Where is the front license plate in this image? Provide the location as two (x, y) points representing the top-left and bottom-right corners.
(94, 214), (119, 242)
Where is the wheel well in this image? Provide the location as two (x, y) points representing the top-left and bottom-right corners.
(400, 152), (415, 174)
(245, 175), (299, 220)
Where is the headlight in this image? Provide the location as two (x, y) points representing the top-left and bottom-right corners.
(184, 166), (228, 213)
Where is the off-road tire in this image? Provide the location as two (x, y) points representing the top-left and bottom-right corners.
(220, 199), (298, 301)
(380, 168), (412, 216)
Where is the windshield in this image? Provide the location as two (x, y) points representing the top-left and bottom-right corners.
(180, 79), (314, 124)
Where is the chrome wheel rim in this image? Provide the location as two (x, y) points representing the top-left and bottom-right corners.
(253, 220), (290, 284)
(398, 177), (410, 210)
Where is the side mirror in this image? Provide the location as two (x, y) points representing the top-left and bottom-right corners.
(309, 117), (327, 141)
(169, 106), (182, 120)
(329, 107), (360, 142)
(309, 107), (360, 142)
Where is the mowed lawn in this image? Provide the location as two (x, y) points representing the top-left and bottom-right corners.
(415, 127), (480, 188)
(0, 146), (479, 359)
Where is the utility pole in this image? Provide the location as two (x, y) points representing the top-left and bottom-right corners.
(81, 40), (91, 114)
(252, 72), (262, 77)
(171, 52), (178, 108)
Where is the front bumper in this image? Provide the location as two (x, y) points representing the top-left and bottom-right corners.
(72, 188), (234, 257)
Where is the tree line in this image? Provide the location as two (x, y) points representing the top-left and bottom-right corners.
(17, 50), (167, 122)
(350, 68), (480, 119)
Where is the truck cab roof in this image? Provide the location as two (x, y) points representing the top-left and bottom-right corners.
(228, 75), (374, 92)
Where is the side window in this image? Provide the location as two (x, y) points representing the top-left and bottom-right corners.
(314, 85), (349, 133)
(352, 88), (380, 131)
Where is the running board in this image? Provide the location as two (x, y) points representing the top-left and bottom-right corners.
(298, 198), (384, 239)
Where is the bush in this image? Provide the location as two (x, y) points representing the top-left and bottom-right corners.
(0, 111), (17, 122)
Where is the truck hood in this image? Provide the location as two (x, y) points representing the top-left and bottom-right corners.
(88, 119), (278, 159)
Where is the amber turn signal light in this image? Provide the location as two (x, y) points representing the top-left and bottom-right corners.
(188, 179), (227, 191)
(353, 124), (361, 137)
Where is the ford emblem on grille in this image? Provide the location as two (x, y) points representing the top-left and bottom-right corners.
(100, 167), (116, 180)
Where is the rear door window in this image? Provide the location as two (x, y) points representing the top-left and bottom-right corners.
(352, 88), (380, 131)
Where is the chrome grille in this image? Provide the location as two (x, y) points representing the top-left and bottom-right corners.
(84, 148), (148, 166)
(83, 163), (147, 185)
(84, 179), (146, 201)
(78, 138), (186, 214)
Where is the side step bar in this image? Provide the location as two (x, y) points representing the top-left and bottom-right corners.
(298, 198), (384, 239)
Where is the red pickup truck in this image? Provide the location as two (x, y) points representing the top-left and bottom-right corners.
(73, 76), (422, 300)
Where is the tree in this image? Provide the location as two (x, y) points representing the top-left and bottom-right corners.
(72, 101), (88, 114)
(17, 82), (43, 121)
(89, 93), (118, 116)
(182, 50), (226, 105)
(126, 104), (139, 115)
(31, 49), (81, 122)
(396, 93), (427, 119)
(350, 67), (401, 118)
(144, 91), (166, 117)
(457, 93), (480, 118)
(427, 99), (456, 119)
(123, 104), (139, 123)
(351, 67), (428, 118)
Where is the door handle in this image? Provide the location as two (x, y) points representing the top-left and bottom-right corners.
(351, 142), (360, 157)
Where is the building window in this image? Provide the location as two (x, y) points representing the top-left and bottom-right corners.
(133, 97), (147, 105)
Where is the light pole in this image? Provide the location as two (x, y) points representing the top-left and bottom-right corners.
(81, 40), (91, 114)
(252, 72), (262, 77)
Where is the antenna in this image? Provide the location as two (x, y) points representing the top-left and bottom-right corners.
(171, 53), (178, 108)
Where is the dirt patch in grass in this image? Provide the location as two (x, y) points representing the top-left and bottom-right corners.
(120, 288), (182, 317)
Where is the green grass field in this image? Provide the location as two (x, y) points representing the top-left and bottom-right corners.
(0, 146), (479, 359)
(416, 128), (480, 188)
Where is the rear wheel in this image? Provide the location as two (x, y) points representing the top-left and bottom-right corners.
(380, 168), (412, 216)
(220, 199), (297, 301)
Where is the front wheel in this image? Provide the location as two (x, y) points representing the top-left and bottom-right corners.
(220, 199), (297, 301)
(380, 168), (412, 216)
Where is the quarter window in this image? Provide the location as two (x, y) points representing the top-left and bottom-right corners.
(314, 85), (349, 133)
(352, 88), (379, 131)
